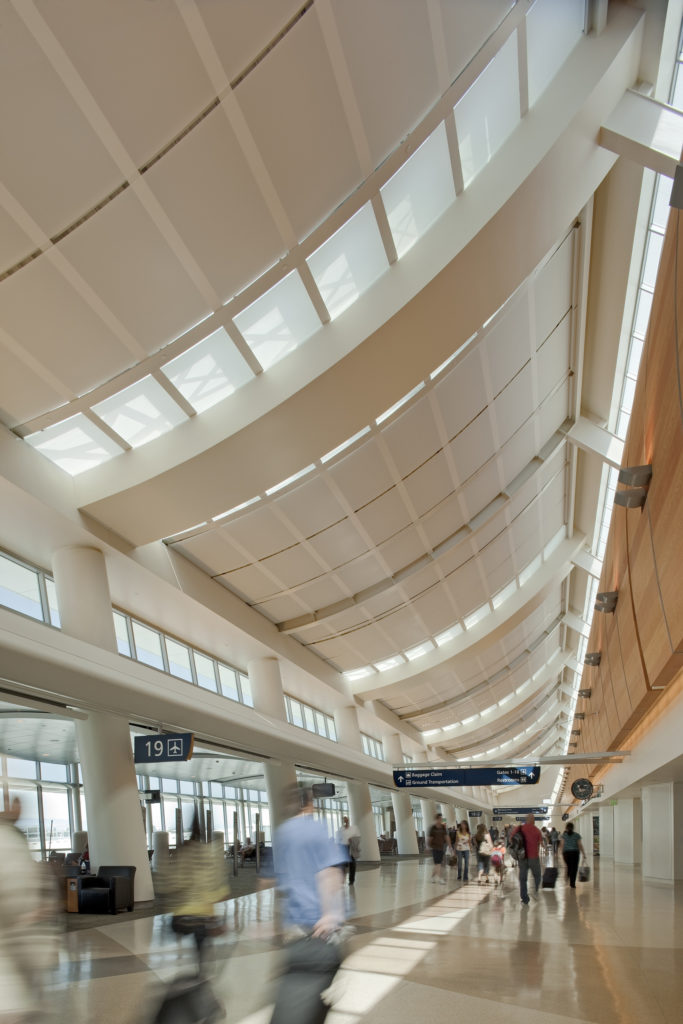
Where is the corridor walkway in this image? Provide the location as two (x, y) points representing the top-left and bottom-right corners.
(51, 860), (682, 1024)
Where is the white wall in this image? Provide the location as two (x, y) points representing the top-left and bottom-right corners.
(599, 805), (614, 859)
(613, 798), (642, 864)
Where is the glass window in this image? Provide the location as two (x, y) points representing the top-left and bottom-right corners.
(92, 375), (188, 449)
(194, 652), (218, 692)
(314, 711), (327, 736)
(131, 621), (165, 670)
(179, 780), (195, 796)
(526, 0), (585, 107)
(210, 801), (225, 834)
(24, 412), (124, 476)
(44, 577), (61, 628)
(6, 758), (37, 779)
(306, 203), (389, 320)
(160, 327), (253, 412)
(162, 778), (179, 794)
(233, 271), (321, 371)
(40, 762), (68, 782)
(114, 611), (131, 656)
(289, 699), (304, 728)
(42, 789), (71, 851)
(217, 664), (240, 701)
(239, 674), (253, 707)
(302, 705), (315, 732)
(163, 798), (178, 843)
(327, 717), (337, 742)
(9, 788), (41, 851)
(210, 782), (223, 799)
(0, 555), (43, 620)
(165, 638), (193, 682)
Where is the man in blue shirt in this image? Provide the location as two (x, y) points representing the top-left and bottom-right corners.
(269, 786), (346, 1024)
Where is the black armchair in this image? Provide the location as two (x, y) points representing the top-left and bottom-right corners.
(78, 865), (136, 914)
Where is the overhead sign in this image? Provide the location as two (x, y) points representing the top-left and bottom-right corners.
(492, 816), (503, 821)
(516, 815), (548, 822)
(493, 807), (548, 815)
(468, 811), (483, 817)
(392, 766), (541, 788)
(134, 732), (194, 764)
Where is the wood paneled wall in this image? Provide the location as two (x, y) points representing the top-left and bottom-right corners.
(566, 200), (683, 799)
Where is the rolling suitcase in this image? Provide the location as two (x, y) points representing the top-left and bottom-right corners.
(542, 865), (558, 888)
(270, 935), (343, 1024)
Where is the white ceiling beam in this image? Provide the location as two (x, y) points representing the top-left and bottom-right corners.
(563, 609), (591, 639)
(565, 415), (624, 469)
(600, 89), (683, 179)
(572, 546), (603, 579)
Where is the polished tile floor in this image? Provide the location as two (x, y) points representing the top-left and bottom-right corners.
(47, 858), (683, 1024)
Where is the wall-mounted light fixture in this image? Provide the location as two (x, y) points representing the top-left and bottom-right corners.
(575, 713), (585, 720)
(571, 729), (582, 736)
(584, 652), (601, 666)
(595, 591), (618, 613)
(614, 487), (648, 509)
(615, 464), (652, 509)
(578, 688), (592, 699)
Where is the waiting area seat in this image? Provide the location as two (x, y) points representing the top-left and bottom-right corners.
(78, 866), (136, 914)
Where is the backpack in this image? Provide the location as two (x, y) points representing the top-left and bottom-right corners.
(508, 830), (526, 862)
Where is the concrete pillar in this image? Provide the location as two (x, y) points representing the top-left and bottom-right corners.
(642, 782), (683, 881)
(152, 831), (169, 872)
(334, 705), (363, 751)
(264, 760), (298, 831)
(383, 732), (418, 855)
(347, 780), (381, 863)
(599, 805), (614, 859)
(213, 831), (225, 853)
(613, 798), (642, 865)
(76, 711), (154, 900)
(421, 798), (437, 835)
(247, 657), (287, 720)
(52, 546), (116, 652)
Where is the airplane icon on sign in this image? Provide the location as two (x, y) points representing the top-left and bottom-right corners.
(167, 739), (183, 757)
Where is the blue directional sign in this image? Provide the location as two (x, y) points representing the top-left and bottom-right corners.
(516, 816), (548, 822)
(134, 732), (194, 764)
(468, 811), (483, 817)
(392, 766), (541, 788)
(493, 806), (548, 815)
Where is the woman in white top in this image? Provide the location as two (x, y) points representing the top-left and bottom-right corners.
(454, 821), (472, 883)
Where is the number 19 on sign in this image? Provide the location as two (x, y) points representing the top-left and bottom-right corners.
(134, 732), (194, 764)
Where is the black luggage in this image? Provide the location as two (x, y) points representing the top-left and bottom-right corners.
(270, 935), (342, 1024)
(152, 975), (223, 1023)
(542, 866), (558, 889)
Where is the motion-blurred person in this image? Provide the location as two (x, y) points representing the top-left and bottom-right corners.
(559, 822), (586, 889)
(511, 813), (544, 906)
(428, 812), (451, 885)
(454, 821), (471, 882)
(270, 785), (347, 1024)
(335, 816), (361, 886)
(473, 823), (493, 884)
(0, 797), (60, 1024)
(490, 835), (507, 889)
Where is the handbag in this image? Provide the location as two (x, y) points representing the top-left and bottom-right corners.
(578, 862), (590, 883)
(479, 838), (493, 856)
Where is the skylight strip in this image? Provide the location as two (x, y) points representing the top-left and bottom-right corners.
(265, 464), (316, 496)
(375, 382), (425, 425)
(212, 496), (261, 522)
(320, 426), (371, 464)
(430, 333), (478, 380)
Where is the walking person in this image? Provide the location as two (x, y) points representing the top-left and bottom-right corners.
(511, 813), (544, 906)
(559, 822), (586, 889)
(336, 816), (361, 886)
(428, 812), (451, 885)
(454, 821), (472, 882)
(473, 824), (493, 884)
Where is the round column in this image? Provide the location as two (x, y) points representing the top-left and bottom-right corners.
(76, 711), (154, 900)
(347, 780), (381, 863)
(247, 657), (287, 720)
(420, 798), (437, 836)
(334, 705), (363, 751)
(52, 546), (117, 652)
(384, 732), (419, 856)
(152, 831), (169, 872)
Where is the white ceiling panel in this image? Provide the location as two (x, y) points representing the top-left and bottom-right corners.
(433, 349), (488, 440)
(534, 233), (574, 346)
(448, 409), (496, 484)
(221, 505), (298, 560)
(257, 544), (324, 592)
(0, 209), (35, 276)
(236, 12), (362, 240)
(59, 189), (209, 355)
(274, 477), (346, 538)
(331, 0), (439, 169)
(448, 559), (488, 614)
(197, 1), (304, 84)
(0, 5), (121, 238)
(36, 0), (215, 167)
(399, 563), (440, 602)
(494, 361), (535, 440)
(0, 348), (66, 427)
(307, 518), (368, 569)
(146, 108), (284, 305)
(290, 575), (350, 612)
(177, 531), (245, 577)
(382, 398), (443, 478)
(378, 526), (426, 575)
(422, 494), (468, 549)
(327, 439), (395, 511)
(499, 420), (538, 487)
(539, 380), (571, 438)
(403, 453), (454, 518)
(440, 0), (516, 89)
(378, 608), (431, 651)
(537, 314), (571, 399)
(484, 291), (532, 397)
(254, 593), (309, 624)
(0, 256), (132, 397)
(460, 461), (502, 520)
(220, 563), (278, 604)
(486, 556), (517, 596)
(478, 531), (512, 575)
(355, 489), (413, 547)
(333, 552), (387, 595)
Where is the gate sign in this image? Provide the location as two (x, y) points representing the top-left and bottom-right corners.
(392, 766), (540, 788)
(516, 815), (548, 822)
(468, 811), (483, 817)
(134, 732), (194, 764)
(493, 807), (548, 815)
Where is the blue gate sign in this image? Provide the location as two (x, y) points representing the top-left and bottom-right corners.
(134, 732), (194, 764)
(493, 806), (548, 815)
(516, 815), (548, 822)
(468, 811), (483, 817)
(492, 815), (503, 821)
(392, 766), (540, 788)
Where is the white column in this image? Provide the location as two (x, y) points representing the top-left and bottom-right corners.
(598, 805), (614, 859)
(152, 831), (169, 871)
(334, 705), (363, 751)
(642, 782), (683, 881)
(76, 711), (154, 900)
(247, 658), (297, 831)
(347, 779), (381, 863)
(420, 798), (437, 835)
(383, 732), (419, 855)
(52, 546), (117, 652)
(613, 798), (642, 865)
